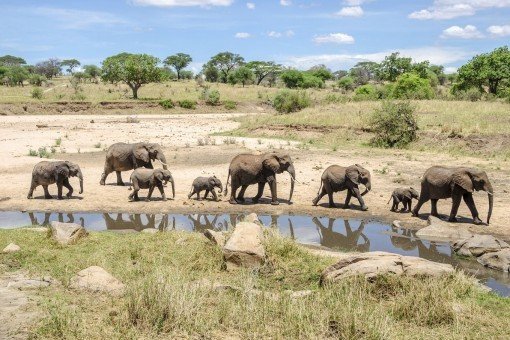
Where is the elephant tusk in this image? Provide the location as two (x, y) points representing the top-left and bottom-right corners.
(288, 173), (303, 185)
(158, 160), (168, 167)
(486, 191), (493, 196)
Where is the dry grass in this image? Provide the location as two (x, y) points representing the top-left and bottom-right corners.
(1, 228), (509, 339)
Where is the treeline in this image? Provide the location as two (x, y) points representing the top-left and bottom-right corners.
(1, 46), (509, 101)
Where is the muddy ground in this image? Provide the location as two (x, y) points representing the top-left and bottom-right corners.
(0, 113), (509, 239)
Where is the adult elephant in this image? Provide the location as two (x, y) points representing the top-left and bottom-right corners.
(224, 152), (296, 205)
(99, 142), (168, 186)
(312, 164), (371, 210)
(412, 166), (493, 225)
(27, 161), (83, 199)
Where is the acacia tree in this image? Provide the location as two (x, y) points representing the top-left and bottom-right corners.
(101, 53), (163, 99)
(83, 65), (101, 80)
(349, 61), (379, 85)
(61, 59), (81, 74)
(164, 53), (192, 80)
(0, 55), (26, 67)
(207, 52), (244, 83)
(377, 52), (412, 82)
(246, 61), (282, 85)
(228, 66), (254, 87)
(35, 58), (61, 79)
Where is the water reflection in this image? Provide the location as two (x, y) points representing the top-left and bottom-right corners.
(28, 212), (84, 227)
(103, 213), (175, 232)
(313, 217), (370, 252)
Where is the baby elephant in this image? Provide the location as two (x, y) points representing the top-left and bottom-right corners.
(188, 176), (222, 201)
(129, 168), (175, 202)
(27, 161), (83, 200)
(388, 187), (419, 212)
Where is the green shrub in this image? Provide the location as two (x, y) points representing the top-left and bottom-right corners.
(31, 87), (44, 100)
(37, 147), (51, 158)
(204, 89), (220, 106)
(354, 84), (379, 101)
(337, 76), (355, 91)
(178, 99), (197, 109)
(159, 99), (175, 109)
(368, 101), (418, 148)
(29, 74), (47, 86)
(224, 100), (237, 110)
(273, 90), (311, 114)
(392, 73), (434, 99)
(280, 70), (303, 88)
(299, 73), (324, 89)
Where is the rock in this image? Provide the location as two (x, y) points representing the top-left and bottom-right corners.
(50, 221), (87, 245)
(141, 228), (159, 234)
(453, 235), (509, 257)
(243, 213), (262, 225)
(204, 229), (227, 247)
(223, 221), (265, 270)
(477, 248), (510, 273)
(70, 266), (125, 295)
(415, 216), (472, 242)
(6, 274), (58, 290)
(2, 243), (20, 253)
(320, 251), (454, 285)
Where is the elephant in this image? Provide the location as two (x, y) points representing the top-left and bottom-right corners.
(388, 187), (419, 212)
(412, 166), (493, 225)
(100, 142), (168, 186)
(224, 152), (296, 205)
(188, 176), (223, 201)
(103, 213), (171, 231)
(312, 164), (371, 210)
(128, 168), (175, 202)
(27, 161), (83, 200)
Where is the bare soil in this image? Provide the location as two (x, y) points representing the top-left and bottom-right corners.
(0, 113), (509, 239)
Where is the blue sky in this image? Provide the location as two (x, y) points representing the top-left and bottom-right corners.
(1, 0), (509, 72)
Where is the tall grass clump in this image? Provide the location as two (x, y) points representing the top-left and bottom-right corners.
(31, 87), (44, 99)
(368, 101), (418, 148)
(273, 90), (311, 114)
(159, 99), (175, 109)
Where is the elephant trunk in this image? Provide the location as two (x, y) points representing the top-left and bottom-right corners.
(77, 169), (84, 194)
(486, 182), (493, 225)
(361, 180), (371, 196)
(157, 153), (168, 170)
(287, 164), (296, 203)
(170, 177), (175, 198)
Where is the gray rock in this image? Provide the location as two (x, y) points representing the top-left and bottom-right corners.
(50, 221), (87, 245)
(477, 248), (510, 273)
(223, 221), (265, 270)
(204, 229), (227, 247)
(415, 216), (472, 242)
(2, 243), (20, 253)
(453, 235), (509, 257)
(69, 266), (125, 295)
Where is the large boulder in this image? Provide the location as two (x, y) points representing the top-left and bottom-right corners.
(223, 221), (265, 270)
(477, 249), (510, 273)
(69, 266), (125, 295)
(415, 216), (472, 242)
(320, 251), (454, 285)
(204, 229), (227, 247)
(50, 221), (87, 245)
(2, 243), (20, 253)
(453, 235), (509, 257)
(243, 213), (262, 225)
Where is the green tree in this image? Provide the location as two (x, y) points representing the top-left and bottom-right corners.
(228, 66), (254, 87)
(0, 55), (26, 67)
(338, 76), (355, 91)
(280, 69), (304, 88)
(61, 59), (81, 74)
(83, 65), (101, 80)
(429, 65), (446, 85)
(5, 66), (29, 86)
(392, 73), (434, 99)
(163, 53), (192, 80)
(246, 61), (282, 85)
(349, 61), (379, 85)
(307, 64), (333, 82)
(101, 53), (163, 99)
(202, 63), (219, 82)
(378, 52), (412, 82)
(208, 52), (244, 83)
(455, 46), (510, 95)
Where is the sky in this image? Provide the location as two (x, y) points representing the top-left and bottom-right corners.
(1, 0), (509, 73)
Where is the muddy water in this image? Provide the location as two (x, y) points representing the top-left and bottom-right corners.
(1, 211), (509, 296)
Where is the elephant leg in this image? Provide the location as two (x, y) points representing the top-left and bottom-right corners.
(407, 199), (413, 212)
(237, 185), (248, 202)
(56, 180), (65, 200)
(267, 176), (279, 205)
(146, 185), (155, 201)
(63, 178), (73, 198)
(43, 185), (52, 199)
(323, 181), (335, 208)
(116, 171), (124, 186)
(352, 187), (368, 211)
(27, 180), (37, 199)
(204, 190), (210, 200)
(211, 190), (219, 201)
(188, 188), (195, 199)
(431, 199), (440, 217)
(229, 179), (239, 205)
(100, 162), (113, 186)
(129, 181), (140, 201)
(157, 183), (167, 201)
(252, 182), (265, 203)
(343, 190), (352, 209)
(462, 193), (482, 225)
(412, 194), (428, 217)
(448, 194), (462, 222)
(312, 185), (327, 206)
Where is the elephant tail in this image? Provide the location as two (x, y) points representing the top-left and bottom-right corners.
(224, 169), (231, 195)
(387, 195), (392, 204)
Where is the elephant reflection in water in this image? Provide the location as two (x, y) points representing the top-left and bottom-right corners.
(103, 213), (172, 231)
(312, 217), (370, 252)
(28, 212), (84, 227)
(188, 214), (222, 232)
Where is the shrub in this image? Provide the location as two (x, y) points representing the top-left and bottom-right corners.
(392, 73), (434, 99)
(280, 69), (303, 88)
(299, 73), (324, 89)
(368, 101), (418, 148)
(337, 76), (355, 91)
(159, 99), (175, 109)
(354, 84), (379, 101)
(31, 88), (44, 100)
(178, 99), (197, 109)
(273, 90), (311, 114)
(29, 74), (47, 86)
(204, 89), (221, 106)
(37, 147), (51, 158)
(224, 100), (237, 110)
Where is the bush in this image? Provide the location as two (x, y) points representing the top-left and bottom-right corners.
(273, 90), (310, 114)
(392, 73), (434, 99)
(299, 73), (324, 89)
(224, 100), (237, 110)
(31, 87), (43, 99)
(29, 74), (47, 87)
(203, 89), (220, 106)
(368, 101), (418, 148)
(159, 99), (175, 109)
(178, 99), (197, 109)
(354, 84), (379, 101)
(280, 70), (304, 88)
(337, 76), (355, 91)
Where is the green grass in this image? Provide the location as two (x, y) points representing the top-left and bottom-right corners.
(1, 228), (509, 339)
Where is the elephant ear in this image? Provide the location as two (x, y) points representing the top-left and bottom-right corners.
(403, 189), (413, 200)
(134, 145), (150, 163)
(452, 170), (473, 192)
(346, 166), (360, 185)
(154, 170), (164, 182)
(263, 155), (280, 174)
(56, 163), (70, 178)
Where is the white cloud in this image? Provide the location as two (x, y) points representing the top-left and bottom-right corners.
(132, 0), (233, 7)
(410, 1), (510, 20)
(246, 2), (255, 9)
(487, 25), (510, 37)
(441, 25), (484, 39)
(313, 33), (355, 44)
(235, 32), (251, 39)
(280, 0), (292, 6)
(268, 30), (294, 38)
(344, 0), (371, 5)
(34, 7), (128, 29)
(336, 6), (363, 17)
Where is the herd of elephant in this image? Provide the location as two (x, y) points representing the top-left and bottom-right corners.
(27, 142), (494, 225)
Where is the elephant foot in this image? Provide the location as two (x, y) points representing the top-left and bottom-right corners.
(472, 217), (483, 225)
(360, 205), (369, 211)
(117, 182), (125, 186)
(57, 196), (64, 200)
(229, 199), (238, 205)
(44, 195), (53, 199)
(448, 216), (458, 223)
(312, 199), (319, 206)
(144, 198), (151, 202)
(237, 197), (245, 203)
(340, 204), (348, 209)
(162, 198), (168, 202)
(251, 197), (260, 204)
(270, 201), (280, 206)
(100, 180), (105, 186)
(411, 210), (418, 217)
(66, 193), (72, 199)
(27, 195), (32, 199)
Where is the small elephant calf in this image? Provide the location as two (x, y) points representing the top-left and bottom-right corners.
(388, 187), (419, 212)
(188, 176), (222, 201)
(129, 168), (175, 202)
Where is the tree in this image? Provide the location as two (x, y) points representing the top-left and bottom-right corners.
(338, 76), (355, 91)
(83, 65), (101, 80)
(5, 66), (29, 86)
(377, 52), (412, 82)
(429, 65), (446, 85)
(202, 63), (219, 82)
(61, 59), (81, 74)
(0, 55), (26, 67)
(164, 53), (192, 80)
(101, 53), (163, 99)
(280, 69), (304, 88)
(392, 73), (434, 99)
(455, 46), (510, 95)
(246, 61), (282, 85)
(307, 65), (333, 82)
(228, 66), (254, 87)
(332, 70), (348, 80)
(35, 58), (61, 79)
(208, 52), (244, 83)
(349, 61), (379, 85)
